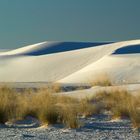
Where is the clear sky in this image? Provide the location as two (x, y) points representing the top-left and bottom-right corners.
(0, 0), (140, 49)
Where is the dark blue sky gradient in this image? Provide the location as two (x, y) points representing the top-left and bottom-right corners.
(0, 0), (140, 49)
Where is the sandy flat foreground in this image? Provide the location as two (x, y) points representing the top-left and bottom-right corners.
(0, 115), (139, 140)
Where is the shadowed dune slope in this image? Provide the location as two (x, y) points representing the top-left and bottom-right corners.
(0, 42), (111, 56)
(0, 40), (139, 84)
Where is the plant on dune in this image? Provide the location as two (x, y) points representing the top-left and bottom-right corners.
(42, 83), (62, 93)
(128, 94), (140, 129)
(111, 90), (131, 118)
(31, 89), (81, 127)
(0, 86), (19, 123)
(79, 98), (99, 117)
(0, 86), (79, 128)
(51, 83), (62, 93)
(28, 89), (59, 124)
(91, 73), (112, 87)
(55, 95), (80, 128)
(60, 104), (79, 128)
(56, 95), (77, 104)
(3, 85), (140, 130)
(16, 91), (37, 120)
(38, 106), (59, 125)
(88, 88), (140, 129)
(90, 88), (132, 118)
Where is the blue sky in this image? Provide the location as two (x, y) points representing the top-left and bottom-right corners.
(0, 0), (140, 49)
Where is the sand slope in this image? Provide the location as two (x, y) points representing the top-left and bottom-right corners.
(0, 40), (140, 84)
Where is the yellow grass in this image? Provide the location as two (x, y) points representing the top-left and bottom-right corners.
(91, 73), (112, 86)
(0, 85), (140, 129)
(0, 86), (80, 128)
(60, 104), (79, 128)
(90, 88), (131, 117)
(79, 98), (100, 117)
(90, 88), (140, 128)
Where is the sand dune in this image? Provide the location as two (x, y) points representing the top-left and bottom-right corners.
(0, 40), (139, 84)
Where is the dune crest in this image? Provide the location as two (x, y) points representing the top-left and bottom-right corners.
(0, 40), (140, 84)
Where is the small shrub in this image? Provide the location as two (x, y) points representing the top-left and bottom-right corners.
(91, 73), (112, 86)
(56, 95), (77, 104)
(90, 88), (132, 118)
(0, 109), (7, 123)
(16, 92), (37, 119)
(128, 95), (140, 129)
(79, 98), (99, 117)
(60, 105), (79, 128)
(0, 86), (19, 123)
(38, 106), (59, 125)
(46, 83), (62, 93)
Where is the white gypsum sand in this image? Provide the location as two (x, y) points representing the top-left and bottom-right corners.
(0, 40), (139, 84)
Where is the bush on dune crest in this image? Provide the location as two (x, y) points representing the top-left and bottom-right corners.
(90, 73), (112, 87)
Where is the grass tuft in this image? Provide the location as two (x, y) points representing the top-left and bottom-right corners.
(91, 73), (112, 86)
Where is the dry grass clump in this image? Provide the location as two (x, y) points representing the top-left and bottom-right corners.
(51, 83), (62, 93)
(29, 88), (140, 129)
(1, 85), (140, 129)
(56, 95), (80, 128)
(46, 83), (62, 93)
(0, 86), (81, 128)
(0, 86), (21, 123)
(59, 105), (79, 128)
(29, 90), (82, 128)
(16, 89), (38, 119)
(26, 89), (59, 125)
(91, 73), (112, 86)
(130, 111), (140, 129)
(128, 94), (140, 128)
(90, 88), (131, 118)
(79, 98), (100, 117)
(38, 106), (59, 125)
(56, 95), (77, 104)
(90, 88), (140, 129)
(109, 89), (130, 118)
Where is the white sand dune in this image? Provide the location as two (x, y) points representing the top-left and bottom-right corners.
(0, 40), (140, 84)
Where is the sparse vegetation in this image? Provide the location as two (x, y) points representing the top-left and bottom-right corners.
(41, 83), (62, 93)
(49, 83), (62, 93)
(91, 73), (112, 86)
(79, 98), (99, 117)
(128, 93), (140, 128)
(0, 86), (81, 128)
(0, 86), (19, 123)
(60, 105), (79, 128)
(0, 85), (140, 129)
(90, 88), (140, 129)
(91, 88), (131, 118)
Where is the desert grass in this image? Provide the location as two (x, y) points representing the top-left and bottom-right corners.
(45, 83), (62, 93)
(0, 85), (140, 129)
(0, 86), (20, 123)
(59, 104), (79, 128)
(128, 93), (140, 128)
(0, 86), (83, 128)
(90, 88), (132, 118)
(91, 73), (112, 86)
(90, 88), (140, 129)
(79, 98), (100, 117)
